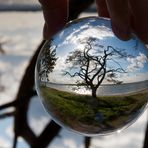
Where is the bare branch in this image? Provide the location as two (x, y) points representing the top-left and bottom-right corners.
(143, 121), (148, 148)
(91, 58), (106, 83)
(0, 111), (15, 119)
(31, 120), (61, 148)
(84, 137), (91, 148)
(13, 134), (18, 148)
(21, 125), (37, 146)
(96, 68), (106, 88)
(64, 71), (79, 77)
(0, 101), (16, 111)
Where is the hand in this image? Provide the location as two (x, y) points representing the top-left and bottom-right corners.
(39, 0), (148, 44)
(96, 0), (148, 43)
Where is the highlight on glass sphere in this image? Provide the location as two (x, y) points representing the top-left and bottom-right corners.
(35, 17), (148, 136)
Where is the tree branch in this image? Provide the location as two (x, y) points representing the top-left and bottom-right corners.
(0, 111), (15, 119)
(84, 137), (91, 148)
(13, 134), (18, 148)
(13, 40), (46, 146)
(0, 101), (16, 110)
(31, 120), (61, 148)
(143, 121), (148, 148)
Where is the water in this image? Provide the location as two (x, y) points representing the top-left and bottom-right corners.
(97, 80), (148, 96)
(45, 80), (148, 96)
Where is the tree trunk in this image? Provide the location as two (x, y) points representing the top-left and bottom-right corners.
(92, 87), (97, 98)
(91, 87), (99, 111)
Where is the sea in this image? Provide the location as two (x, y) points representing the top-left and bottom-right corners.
(45, 80), (148, 96)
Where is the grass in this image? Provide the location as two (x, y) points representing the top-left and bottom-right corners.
(40, 86), (148, 133)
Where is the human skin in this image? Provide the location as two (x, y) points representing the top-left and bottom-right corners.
(39, 0), (148, 44)
(38, 0), (68, 39)
(100, 0), (148, 43)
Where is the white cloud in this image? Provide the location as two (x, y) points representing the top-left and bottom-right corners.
(0, 60), (11, 71)
(0, 137), (10, 147)
(29, 116), (50, 135)
(49, 129), (83, 148)
(63, 138), (78, 148)
(78, 26), (113, 40)
(6, 125), (14, 138)
(127, 53), (147, 72)
(121, 72), (148, 83)
(57, 21), (114, 50)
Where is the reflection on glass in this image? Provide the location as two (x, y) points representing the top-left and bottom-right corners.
(35, 17), (148, 136)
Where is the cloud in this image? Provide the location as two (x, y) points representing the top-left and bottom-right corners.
(57, 20), (114, 50)
(49, 129), (83, 148)
(127, 53), (147, 72)
(63, 138), (79, 148)
(0, 60), (11, 72)
(27, 96), (50, 135)
(29, 116), (50, 135)
(0, 137), (10, 147)
(6, 125), (13, 138)
(121, 72), (148, 83)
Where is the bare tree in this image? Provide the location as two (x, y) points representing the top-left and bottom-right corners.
(64, 37), (126, 98)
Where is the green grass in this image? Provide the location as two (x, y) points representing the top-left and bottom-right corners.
(40, 86), (148, 131)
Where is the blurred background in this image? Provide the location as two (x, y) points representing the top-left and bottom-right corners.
(0, 0), (147, 147)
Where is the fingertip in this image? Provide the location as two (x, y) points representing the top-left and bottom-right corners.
(43, 23), (59, 40)
(111, 22), (131, 41)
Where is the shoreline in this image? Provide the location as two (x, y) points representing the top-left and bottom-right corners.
(98, 88), (148, 97)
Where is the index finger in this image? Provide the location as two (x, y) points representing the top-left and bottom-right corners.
(97, 0), (131, 40)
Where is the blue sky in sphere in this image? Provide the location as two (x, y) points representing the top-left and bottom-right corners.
(48, 17), (148, 84)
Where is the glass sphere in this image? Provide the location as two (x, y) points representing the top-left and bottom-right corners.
(35, 17), (148, 136)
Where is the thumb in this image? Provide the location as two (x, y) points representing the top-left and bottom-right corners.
(39, 0), (68, 40)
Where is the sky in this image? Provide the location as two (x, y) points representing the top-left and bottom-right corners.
(0, 11), (148, 148)
(40, 17), (148, 84)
